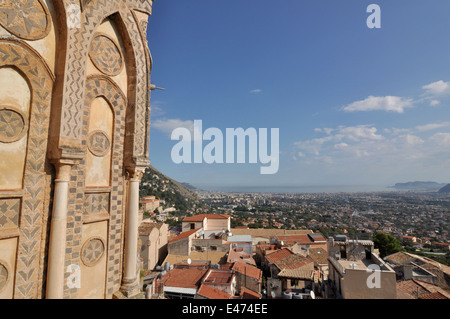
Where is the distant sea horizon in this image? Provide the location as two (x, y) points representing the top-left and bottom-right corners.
(196, 185), (392, 194)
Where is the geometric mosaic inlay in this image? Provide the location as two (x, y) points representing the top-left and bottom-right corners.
(0, 0), (50, 41)
(0, 263), (8, 291)
(84, 193), (109, 216)
(87, 130), (111, 157)
(81, 237), (105, 267)
(89, 34), (123, 76)
(0, 107), (27, 143)
(0, 198), (21, 229)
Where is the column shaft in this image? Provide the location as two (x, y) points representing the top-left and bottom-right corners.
(46, 164), (72, 299)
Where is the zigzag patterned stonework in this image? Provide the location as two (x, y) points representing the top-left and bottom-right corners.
(0, 0), (153, 299)
(0, 39), (54, 299)
(60, 0), (151, 153)
(0, 198), (21, 229)
(64, 75), (127, 298)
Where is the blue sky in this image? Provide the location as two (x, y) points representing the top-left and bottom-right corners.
(146, 0), (450, 191)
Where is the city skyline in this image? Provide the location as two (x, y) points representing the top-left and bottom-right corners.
(147, 0), (450, 191)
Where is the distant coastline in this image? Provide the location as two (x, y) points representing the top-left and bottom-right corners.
(196, 185), (391, 194)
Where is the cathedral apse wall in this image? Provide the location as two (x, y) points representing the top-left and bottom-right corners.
(0, 0), (153, 299)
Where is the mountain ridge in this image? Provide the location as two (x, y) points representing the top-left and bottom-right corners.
(390, 181), (446, 191)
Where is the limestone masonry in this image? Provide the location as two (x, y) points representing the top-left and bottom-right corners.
(0, 0), (153, 299)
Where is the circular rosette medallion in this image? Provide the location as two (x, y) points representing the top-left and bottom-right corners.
(87, 130), (111, 157)
(89, 34), (124, 76)
(81, 237), (105, 267)
(0, 0), (51, 40)
(0, 107), (28, 143)
(0, 263), (8, 291)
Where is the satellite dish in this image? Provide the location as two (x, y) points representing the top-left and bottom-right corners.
(281, 241), (285, 246)
(310, 290), (315, 299)
(187, 258), (192, 265)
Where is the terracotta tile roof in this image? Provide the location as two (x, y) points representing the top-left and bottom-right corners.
(396, 280), (430, 299)
(197, 284), (232, 299)
(227, 248), (256, 265)
(385, 252), (416, 265)
(230, 228), (313, 239)
(277, 269), (314, 280)
(161, 268), (208, 289)
(239, 288), (260, 299)
(139, 222), (164, 236)
(274, 254), (314, 270)
(276, 234), (312, 245)
(183, 214), (230, 222)
(203, 270), (235, 286)
(162, 251), (227, 266)
(308, 248), (329, 265)
(265, 248), (294, 264)
(232, 262), (262, 281)
(168, 228), (200, 242)
(420, 291), (449, 299)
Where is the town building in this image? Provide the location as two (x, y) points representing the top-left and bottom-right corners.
(327, 235), (397, 299)
(140, 195), (161, 213)
(139, 222), (169, 271)
(385, 251), (450, 291)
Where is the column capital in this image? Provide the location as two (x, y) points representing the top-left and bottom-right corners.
(125, 156), (150, 181)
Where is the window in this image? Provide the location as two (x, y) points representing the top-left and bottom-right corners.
(190, 223), (195, 230)
(211, 246), (217, 251)
(340, 245), (347, 259)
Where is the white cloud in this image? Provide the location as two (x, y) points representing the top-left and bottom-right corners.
(249, 89), (262, 94)
(422, 80), (450, 96)
(336, 125), (384, 142)
(416, 122), (450, 132)
(152, 118), (205, 142)
(342, 96), (414, 113)
(430, 132), (450, 146)
(430, 99), (441, 107)
(394, 134), (424, 146)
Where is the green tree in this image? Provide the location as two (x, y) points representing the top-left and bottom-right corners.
(373, 232), (404, 258)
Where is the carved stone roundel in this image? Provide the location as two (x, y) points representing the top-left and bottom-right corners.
(0, 0), (51, 41)
(0, 107), (27, 143)
(81, 237), (105, 267)
(87, 130), (111, 157)
(89, 34), (124, 76)
(0, 262), (8, 291)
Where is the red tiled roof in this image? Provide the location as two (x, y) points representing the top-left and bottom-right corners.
(276, 234), (312, 245)
(420, 291), (449, 299)
(239, 288), (260, 299)
(265, 248), (294, 264)
(161, 268), (208, 289)
(168, 228), (200, 243)
(274, 254), (314, 270)
(139, 222), (164, 236)
(203, 270), (235, 286)
(183, 214), (230, 222)
(197, 284), (232, 299)
(232, 262), (262, 281)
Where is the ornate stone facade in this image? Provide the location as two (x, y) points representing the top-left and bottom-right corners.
(0, 0), (153, 299)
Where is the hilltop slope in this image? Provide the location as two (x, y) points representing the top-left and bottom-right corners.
(140, 165), (204, 212)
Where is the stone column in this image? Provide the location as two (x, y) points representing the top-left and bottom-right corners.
(46, 161), (73, 299)
(121, 168), (144, 297)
